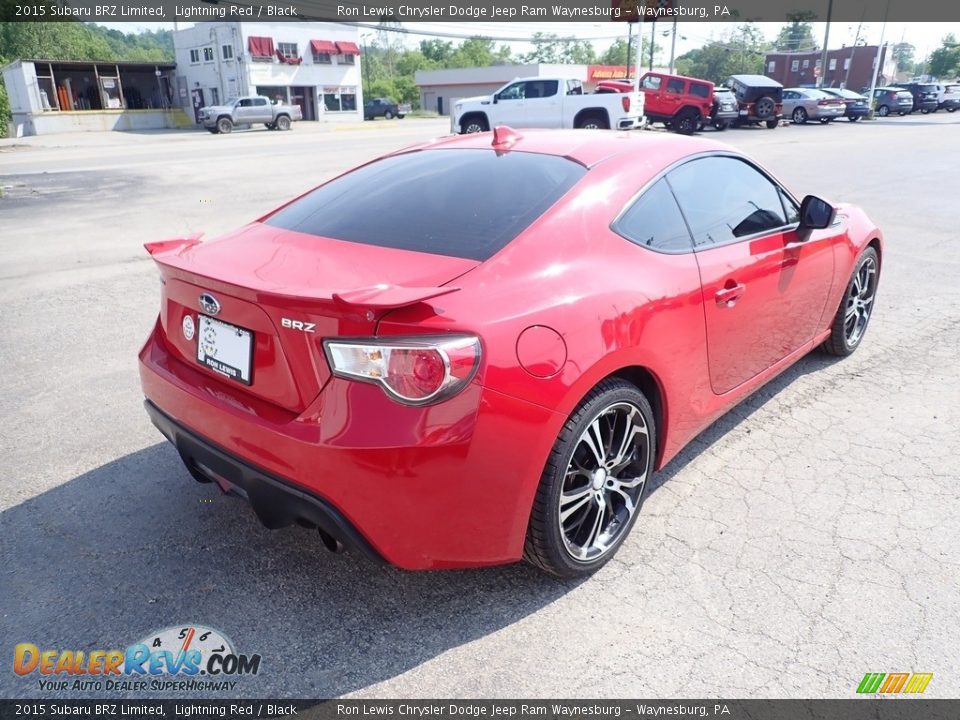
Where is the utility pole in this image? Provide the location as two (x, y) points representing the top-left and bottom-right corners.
(843, 14), (865, 89)
(867, 0), (890, 118)
(649, 20), (656, 71)
(626, 22), (633, 82)
(668, 18), (678, 74)
(817, 0), (834, 88)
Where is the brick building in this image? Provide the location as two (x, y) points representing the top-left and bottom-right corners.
(763, 45), (897, 91)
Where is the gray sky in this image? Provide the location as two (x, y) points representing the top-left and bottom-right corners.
(100, 21), (960, 60)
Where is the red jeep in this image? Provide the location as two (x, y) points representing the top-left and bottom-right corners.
(638, 72), (714, 134)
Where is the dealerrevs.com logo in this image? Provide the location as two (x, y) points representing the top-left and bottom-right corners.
(14, 625), (262, 693)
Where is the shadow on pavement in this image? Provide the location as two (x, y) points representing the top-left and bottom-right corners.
(0, 350), (841, 699)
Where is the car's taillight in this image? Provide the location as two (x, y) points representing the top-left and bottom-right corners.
(323, 335), (481, 406)
(622, 95), (631, 112)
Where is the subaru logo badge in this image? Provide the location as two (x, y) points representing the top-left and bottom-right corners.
(199, 293), (221, 316)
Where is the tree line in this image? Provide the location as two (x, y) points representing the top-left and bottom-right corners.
(2, 20), (958, 137)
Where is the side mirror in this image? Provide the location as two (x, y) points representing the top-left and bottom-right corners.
(799, 195), (835, 230)
(492, 95), (498, 104)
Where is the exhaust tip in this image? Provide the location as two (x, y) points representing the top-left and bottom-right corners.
(318, 529), (345, 553)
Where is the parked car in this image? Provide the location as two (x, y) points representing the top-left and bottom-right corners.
(637, 71), (714, 134)
(140, 126), (883, 577)
(363, 97), (410, 120)
(868, 87), (914, 116)
(782, 88), (847, 124)
(451, 77), (644, 133)
(892, 82), (940, 113)
(726, 74), (783, 129)
(707, 87), (740, 130)
(939, 83), (960, 112)
(200, 96), (302, 134)
(820, 88), (871, 121)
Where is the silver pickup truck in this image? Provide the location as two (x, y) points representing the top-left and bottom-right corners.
(201, 95), (303, 134)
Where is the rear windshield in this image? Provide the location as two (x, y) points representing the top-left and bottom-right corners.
(264, 149), (586, 261)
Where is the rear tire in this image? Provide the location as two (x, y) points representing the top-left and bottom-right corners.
(673, 108), (700, 135)
(713, 120), (729, 131)
(765, 118), (779, 129)
(848, 116), (860, 122)
(265, 122), (275, 130)
(524, 378), (657, 579)
(576, 113), (609, 129)
(216, 117), (233, 134)
(878, 105), (890, 117)
(207, 128), (219, 134)
(276, 115), (291, 131)
(820, 247), (880, 357)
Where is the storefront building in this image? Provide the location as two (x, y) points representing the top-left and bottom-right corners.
(1, 58), (187, 137)
(172, 22), (363, 124)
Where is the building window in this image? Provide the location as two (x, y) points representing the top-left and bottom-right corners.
(313, 52), (332, 64)
(791, 60), (799, 72)
(210, 88), (219, 105)
(336, 53), (355, 65)
(278, 42), (298, 60)
(829, 58), (837, 71)
(222, 44), (234, 61)
(768, 60), (775, 72)
(189, 49), (200, 64)
(802, 59), (809, 69)
(844, 58), (851, 70)
(203, 47), (214, 62)
(322, 86), (357, 112)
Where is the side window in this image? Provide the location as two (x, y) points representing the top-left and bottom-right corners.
(666, 78), (685, 94)
(498, 83), (525, 101)
(666, 157), (789, 248)
(238, 98), (253, 107)
(524, 80), (558, 99)
(254, 98), (268, 106)
(566, 80), (583, 95)
(690, 83), (710, 99)
(615, 179), (693, 252)
(642, 75), (661, 91)
(779, 189), (800, 225)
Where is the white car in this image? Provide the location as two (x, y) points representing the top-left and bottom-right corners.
(451, 77), (644, 134)
(940, 83), (960, 112)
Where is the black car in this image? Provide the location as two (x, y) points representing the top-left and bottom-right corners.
(892, 83), (940, 113)
(363, 97), (410, 120)
(727, 74), (784, 129)
(821, 88), (871, 122)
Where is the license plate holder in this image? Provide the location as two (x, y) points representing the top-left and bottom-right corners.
(197, 315), (253, 385)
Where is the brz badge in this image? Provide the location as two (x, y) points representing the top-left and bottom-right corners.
(281, 318), (316, 333)
(199, 293), (221, 316)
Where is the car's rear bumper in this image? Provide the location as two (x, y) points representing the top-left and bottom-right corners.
(145, 399), (383, 561)
(845, 106), (870, 117)
(940, 99), (960, 109)
(139, 321), (562, 570)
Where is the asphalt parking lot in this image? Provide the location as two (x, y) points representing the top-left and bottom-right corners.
(1, 113), (959, 699)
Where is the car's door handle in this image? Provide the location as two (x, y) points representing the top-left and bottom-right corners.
(715, 282), (746, 306)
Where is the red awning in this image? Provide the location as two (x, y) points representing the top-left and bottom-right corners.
(335, 41), (362, 55)
(248, 36), (275, 58)
(310, 40), (338, 54)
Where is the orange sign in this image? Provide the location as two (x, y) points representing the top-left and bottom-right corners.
(587, 65), (635, 80)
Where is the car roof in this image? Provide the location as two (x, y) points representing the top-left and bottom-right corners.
(403, 128), (732, 169)
(730, 74), (783, 87)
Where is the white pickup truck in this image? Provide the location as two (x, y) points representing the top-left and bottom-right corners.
(450, 77), (644, 134)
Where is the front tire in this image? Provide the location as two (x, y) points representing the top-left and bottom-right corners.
(524, 379), (656, 578)
(216, 117), (233, 134)
(460, 115), (488, 134)
(820, 247), (880, 357)
(792, 107), (808, 124)
(384, 110), (394, 120)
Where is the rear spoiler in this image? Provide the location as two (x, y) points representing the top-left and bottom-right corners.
(144, 237), (460, 311)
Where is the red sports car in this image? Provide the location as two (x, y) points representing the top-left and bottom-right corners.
(140, 127), (882, 577)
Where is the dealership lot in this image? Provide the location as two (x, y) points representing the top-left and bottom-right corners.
(1, 114), (958, 698)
